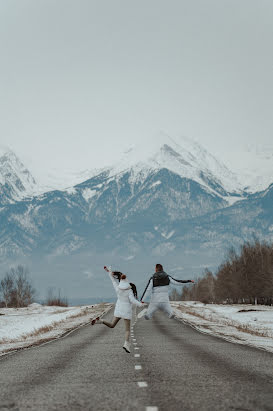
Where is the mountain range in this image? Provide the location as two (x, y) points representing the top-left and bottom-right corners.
(0, 136), (272, 299)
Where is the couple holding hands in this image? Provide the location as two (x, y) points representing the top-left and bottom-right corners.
(91, 264), (194, 353)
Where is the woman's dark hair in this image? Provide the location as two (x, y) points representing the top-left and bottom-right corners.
(112, 271), (138, 298)
(112, 271), (122, 281)
(130, 283), (138, 298)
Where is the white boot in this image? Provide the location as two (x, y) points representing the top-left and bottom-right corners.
(137, 308), (147, 319)
(123, 341), (130, 353)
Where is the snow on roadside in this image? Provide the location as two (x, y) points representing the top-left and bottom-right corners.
(171, 302), (273, 353)
(0, 302), (113, 356)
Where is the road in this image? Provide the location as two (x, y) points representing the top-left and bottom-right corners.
(0, 308), (273, 411)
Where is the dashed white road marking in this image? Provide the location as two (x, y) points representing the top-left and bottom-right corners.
(146, 407), (158, 411)
(137, 382), (148, 388)
(134, 347), (139, 350)
(133, 342), (137, 345)
(133, 338), (136, 342)
(135, 365), (142, 370)
(134, 354), (140, 358)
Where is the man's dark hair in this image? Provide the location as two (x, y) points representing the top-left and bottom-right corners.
(156, 263), (163, 271)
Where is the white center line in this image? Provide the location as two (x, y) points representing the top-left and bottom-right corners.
(134, 347), (139, 350)
(146, 407), (158, 411)
(137, 381), (148, 388)
(135, 365), (142, 370)
(132, 338), (136, 342)
(133, 342), (137, 345)
(134, 354), (140, 358)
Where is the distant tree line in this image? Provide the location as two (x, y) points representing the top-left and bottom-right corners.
(0, 265), (35, 308)
(171, 239), (273, 305)
(0, 264), (68, 308)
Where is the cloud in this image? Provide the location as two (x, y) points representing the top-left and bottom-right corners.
(83, 270), (94, 279)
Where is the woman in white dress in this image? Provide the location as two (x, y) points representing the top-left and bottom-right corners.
(92, 266), (142, 353)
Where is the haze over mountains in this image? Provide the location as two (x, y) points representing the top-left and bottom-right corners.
(0, 136), (272, 299)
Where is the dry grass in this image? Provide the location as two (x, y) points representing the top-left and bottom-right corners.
(177, 305), (207, 320)
(21, 322), (60, 339)
(233, 323), (270, 337)
(176, 305), (271, 338)
(0, 303), (113, 349)
(46, 298), (68, 307)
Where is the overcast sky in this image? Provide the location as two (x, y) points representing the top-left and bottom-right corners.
(0, 0), (272, 183)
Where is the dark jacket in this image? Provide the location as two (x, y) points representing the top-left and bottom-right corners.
(141, 270), (192, 300)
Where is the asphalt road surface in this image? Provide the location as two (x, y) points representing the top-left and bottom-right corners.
(0, 308), (273, 411)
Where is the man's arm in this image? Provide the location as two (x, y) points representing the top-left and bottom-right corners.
(169, 276), (195, 285)
(140, 277), (153, 301)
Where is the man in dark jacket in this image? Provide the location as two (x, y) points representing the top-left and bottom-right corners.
(140, 263), (194, 320)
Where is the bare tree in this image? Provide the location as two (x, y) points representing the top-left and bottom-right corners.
(0, 265), (35, 307)
(0, 272), (14, 307)
(182, 240), (273, 305)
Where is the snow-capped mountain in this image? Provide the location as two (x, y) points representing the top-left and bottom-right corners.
(0, 136), (273, 297)
(0, 136), (246, 260)
(106, 134), (245, 200)
(0, 148), (37, 204)
(222, 142), (273, 193)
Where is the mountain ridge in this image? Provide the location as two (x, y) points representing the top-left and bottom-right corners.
(0, 137), (272, 299)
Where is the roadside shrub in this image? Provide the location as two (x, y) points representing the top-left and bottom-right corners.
(45, 287), (68, 307)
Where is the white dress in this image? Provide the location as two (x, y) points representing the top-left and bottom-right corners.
(109, 273), (142, 320)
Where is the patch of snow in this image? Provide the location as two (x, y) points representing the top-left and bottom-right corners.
(29, 167), (101, 196)
(150, 180), (162, 188)
(65, 187), (77, 195)
(0, 303), (113, 356)
(50, 236), (84, 256)
(223, 196), (246, 206)
(161, 230), (175, 240)
(10, 214), (38, 234)
(172, 302), (273, 353)
(82, 188), (97, 202)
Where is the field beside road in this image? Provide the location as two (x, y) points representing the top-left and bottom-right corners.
(0, 302), (112, 355)
(171, 302), (273, 352)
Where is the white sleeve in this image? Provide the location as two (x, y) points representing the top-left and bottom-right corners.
(129, 290), (142, 307)
(142, 279), (153, 301)
(108, 272), (119, 292)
